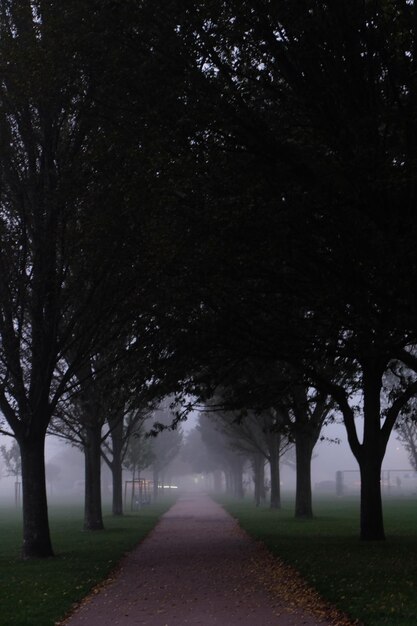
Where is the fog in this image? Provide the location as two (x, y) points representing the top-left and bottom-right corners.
(313, 421), (409, 478)
(179, 411), (413, 490)
(161, 414), (414, 497)
(0, 414), (413, 508)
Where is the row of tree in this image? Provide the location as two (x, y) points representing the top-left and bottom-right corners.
(1, 397), (183, 519)
(2, 1), (417, 558)
(0, 1), (191, 558)
(193, 384), (333, 517)
(152, 1), (417, 542)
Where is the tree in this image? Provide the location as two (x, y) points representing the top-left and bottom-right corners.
(205, 405), (290, 508)
(123, 421), (154, 482)
(159, 0), (417, 541)
(50, 350), (153, 526)
(0, 1), (181, 557)
(102, 404), (153, 516)
(279, 385), (334, 519)
(0, 440), (21, 480)
(396, 397), (417, 471)
(0, 440), (22, 505)
(191, 356), (332, 516)
(396, 418), (417, 471)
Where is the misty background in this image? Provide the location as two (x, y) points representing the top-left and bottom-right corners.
(0, 410), (412, 506)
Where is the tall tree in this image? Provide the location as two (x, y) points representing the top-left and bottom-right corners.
(205, 406), (290, 508)
(281, 386), (333, 519)
(161, 0), (417, 540)
(0, 1), (176, 557)
(102, 404), (152, 517)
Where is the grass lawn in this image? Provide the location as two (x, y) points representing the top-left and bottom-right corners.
(0, 497), (176, 626)
(221, 495), (417, 626)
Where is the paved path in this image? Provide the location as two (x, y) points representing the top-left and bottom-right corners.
(62, 494), (350, 626)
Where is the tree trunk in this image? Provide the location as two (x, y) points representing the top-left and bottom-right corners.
(259, 457), (266, 502)
(269, 451), (281, 509)
(295, 432), (314, 519)
(84, 423), (104, 531)
(130, 462), (136, 511)
(359, 454), (384, 540)
(253, 454), (264, 506)
(358, 361), (385, 540)
(111, 459), (123, 516)
(110, 421), (124, 516)
(268, 432), (281, 509)
(19, 434), (54, 558)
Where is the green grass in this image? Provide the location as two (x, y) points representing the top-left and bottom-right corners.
(0, 497), (176, 626)
(220, 496), (417, 626)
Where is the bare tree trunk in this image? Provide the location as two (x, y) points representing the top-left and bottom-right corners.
(84, 423), (104, 531)
(359, 454), (384, 540)
(259, 459), (266, 502)
(337, 359), (387, 540)
(19, 433), (54, 558)
(295, 433), (314, 519)
(253, 454), (264, 506)
(111, 459), (123, 516)
(268, 432), (281, 509)
(358, 363), (385, 540)
(269, 452), (281, 509)
(110, 420), (124, 516)
(130, 462), (136, 511)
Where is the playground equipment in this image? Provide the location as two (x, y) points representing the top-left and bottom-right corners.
(336, 469), (417, 495)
